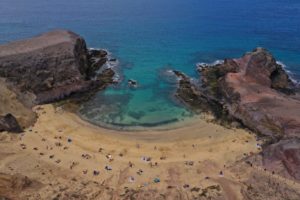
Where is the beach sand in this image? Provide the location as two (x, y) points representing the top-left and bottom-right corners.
(0, 104), (299, 199)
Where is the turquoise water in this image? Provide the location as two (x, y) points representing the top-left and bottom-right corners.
(1, 0), (300, 128)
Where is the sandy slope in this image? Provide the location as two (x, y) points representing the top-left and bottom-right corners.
(0, 105), (299, 200)
(0, 79), (36, 128)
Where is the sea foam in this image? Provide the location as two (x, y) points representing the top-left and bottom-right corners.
(276, 61), (299, 85)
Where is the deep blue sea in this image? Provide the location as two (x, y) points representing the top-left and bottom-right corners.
(1, 0), (300, 129)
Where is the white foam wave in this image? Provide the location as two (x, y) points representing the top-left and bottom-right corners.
(196, 60), (224, 68)
(276, 61), (299, 85)
(166, 69), (174, 74)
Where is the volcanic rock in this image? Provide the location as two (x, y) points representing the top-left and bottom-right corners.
(88, 49), (107, 58)
(174, 70), (214, 110)
(87, 49), (108, 77)
(178, 48), (299, 139)
(98, 68), (115, 84)
(0, 30), (114, 105)
(128, 79), (138, 88)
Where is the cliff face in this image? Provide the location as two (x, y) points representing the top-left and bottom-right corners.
(0, 30), (114, 105)
(175, 48), (300, 180)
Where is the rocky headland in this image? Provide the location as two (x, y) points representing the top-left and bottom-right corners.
(0, 30), (116, 132)
(174, 48), (300, 181)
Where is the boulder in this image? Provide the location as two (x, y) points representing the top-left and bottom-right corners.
(0, 114), (22, 133)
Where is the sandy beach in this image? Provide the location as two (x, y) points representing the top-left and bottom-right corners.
(1, 104), (300, 199)
(0, 104), (262, 199)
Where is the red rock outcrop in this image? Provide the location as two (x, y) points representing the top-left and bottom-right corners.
(192, 48), (300, 140)
(175, 48), (300, 180)
(218, 48), (299, 139)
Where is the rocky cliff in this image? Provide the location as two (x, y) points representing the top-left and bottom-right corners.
(0, 30), (114, 105)
(0, 30), (115, 132)
(174, 48), (300, 180)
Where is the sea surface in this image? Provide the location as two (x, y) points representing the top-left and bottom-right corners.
(1, 0), (300, 129)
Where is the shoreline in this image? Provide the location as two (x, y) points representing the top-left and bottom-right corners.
(0, 104), (259, 198)
(1, 103), (300, 199)
(77, 111), (204, 133)
(55, 94), (204, 133)
(51, 104), (238, 141)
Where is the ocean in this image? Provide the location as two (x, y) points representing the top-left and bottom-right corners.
(1, 0), (299, 129)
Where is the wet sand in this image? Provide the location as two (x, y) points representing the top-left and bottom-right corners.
(0, 104), (299, 199)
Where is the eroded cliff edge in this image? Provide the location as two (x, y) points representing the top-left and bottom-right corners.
(0, 30), (116, 132)
(174, 48), (300, 181)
